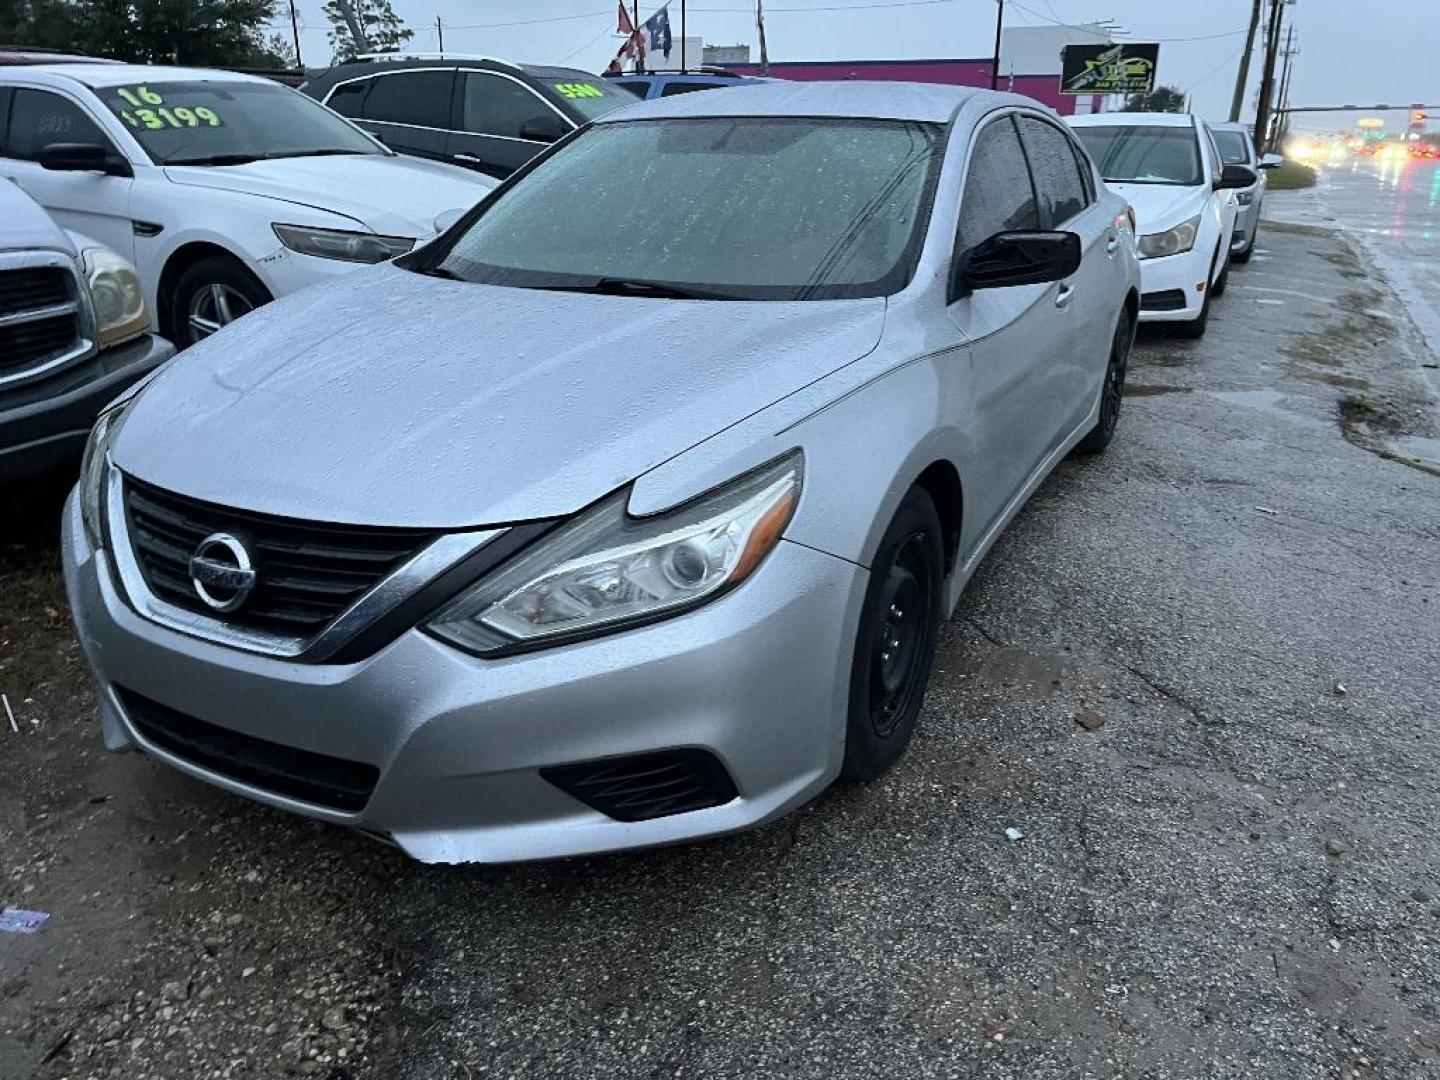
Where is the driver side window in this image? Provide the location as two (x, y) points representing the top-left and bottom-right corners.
(955, 116), (1039, 258)
(2, 88), (114, 161)
(462, 73), (559, 141)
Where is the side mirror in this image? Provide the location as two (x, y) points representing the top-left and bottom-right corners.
(518, 115), (568, 143)
(37, 142), (131, 177)
(1259, 153), (1284, 169)
(1216, 163), (1258, 190)
(950, 230), (1082, 301)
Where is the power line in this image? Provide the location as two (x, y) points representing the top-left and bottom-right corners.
(1008, 0), (1248, 43)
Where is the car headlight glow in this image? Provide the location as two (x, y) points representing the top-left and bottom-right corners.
(272, 223), (416, 264)
(79, 398), (131, 550)
(1137, 214), (1201, 260)
(428, 452), (803, 655)
(81, 246), (149, 348)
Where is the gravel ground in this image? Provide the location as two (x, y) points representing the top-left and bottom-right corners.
(2, 206), (1438, 1079)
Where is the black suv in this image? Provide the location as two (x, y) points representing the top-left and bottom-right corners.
(300, 54), (634, 178)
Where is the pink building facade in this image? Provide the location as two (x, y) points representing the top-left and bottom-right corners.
(725, 58), (1097, 115)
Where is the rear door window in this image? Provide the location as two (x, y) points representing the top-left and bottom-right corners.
(1017, 116), (1089, 228)
(956, 116), (1039, 256)
(361, 70), (454, 128)
(326, 79), (370, 118)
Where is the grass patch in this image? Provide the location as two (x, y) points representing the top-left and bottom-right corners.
(1267, 160), (1318, 190)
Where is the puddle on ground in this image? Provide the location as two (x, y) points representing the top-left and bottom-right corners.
(1209, 388), (1329, 429)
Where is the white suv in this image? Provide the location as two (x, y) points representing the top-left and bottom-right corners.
(0, 62), (495, 347)
(1069, 112), (1255, 338)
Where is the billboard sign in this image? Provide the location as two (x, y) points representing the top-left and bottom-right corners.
(1060, 42), (1159, 96)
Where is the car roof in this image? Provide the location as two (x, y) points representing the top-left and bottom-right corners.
(1208, 121), (1251, 134)
(1068, 111), (1196, 129)
(593, 80), (1023, 124)
(303, 57), (595, 84)
(14, 62), (275, 88)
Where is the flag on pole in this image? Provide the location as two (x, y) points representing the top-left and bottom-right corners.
(617, 1), (635, 36)
(643, 4), (673, 61)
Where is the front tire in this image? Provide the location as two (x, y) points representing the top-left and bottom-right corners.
(169, 255), (272, 348)
(841, 488), (945, 781)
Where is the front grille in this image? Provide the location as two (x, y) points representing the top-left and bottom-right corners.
(116, 687), (379, 812)
(0, 265), (84, 379)
(123, 478), (435, 636)
(542, 749), (740, 822)
(1141, 288), (1188, 312)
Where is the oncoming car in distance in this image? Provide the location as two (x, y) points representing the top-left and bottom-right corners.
(0, 63), (495, 347)
(1068, 111), (1255, 338)
(64, 82), (1140, 864)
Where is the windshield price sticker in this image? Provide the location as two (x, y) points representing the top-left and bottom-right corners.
(114, 86), (222, 130)
(553, 82), (605, 99)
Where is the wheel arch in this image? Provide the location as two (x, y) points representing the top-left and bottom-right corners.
(911, 459), (964, 577)
(156, 241), (266, 338)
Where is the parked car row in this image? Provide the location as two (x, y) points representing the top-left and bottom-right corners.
(1067, 111), (1281, 337)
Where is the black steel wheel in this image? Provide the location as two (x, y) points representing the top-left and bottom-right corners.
(841, 487), (945, 780)
(1075, 309), (1134, 455)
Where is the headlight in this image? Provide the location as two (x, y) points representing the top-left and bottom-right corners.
(80, 246), (149, 348)
(79, 398), (131, 550)
(1235, 190), (1254, 206)
(1137, 214), (1201, 260)
(428, 452), (803, 654)
(272, 223), (416, 264)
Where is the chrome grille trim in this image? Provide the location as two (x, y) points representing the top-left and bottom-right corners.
(0, 250), (96, 389)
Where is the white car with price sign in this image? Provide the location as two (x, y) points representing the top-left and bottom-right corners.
(0, 62), (496, 347)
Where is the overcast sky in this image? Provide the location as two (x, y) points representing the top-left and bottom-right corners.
(278, 0), (1436, 131)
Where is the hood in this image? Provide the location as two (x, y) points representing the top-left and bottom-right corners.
(112, 266), (886, 528)
(163, 154), (495, 237)
(0, 179), (76, 255)
(1108, 182), (1209, 233)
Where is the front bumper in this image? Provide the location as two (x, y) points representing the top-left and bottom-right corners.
(1136, 247), (1211, 323)
(62, 492), (866, 863)
(0, 334), (174, 482)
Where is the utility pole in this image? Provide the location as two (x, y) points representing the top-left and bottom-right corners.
(288, 0), (303, 67)
(1229, 0), (1261, 122)
(1275, 26), (1297, 145)
(1253, 0), (1286, 154)
(990, 0), (1004, 90)
(756, 0), (769, 75)
(634, 0), (643, 71)
(435, 14), (444, 51)
(681, 0), (686, 70)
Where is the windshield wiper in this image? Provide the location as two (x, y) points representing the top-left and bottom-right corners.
(412, 265), (464, 281)
(268, 148), (370, 159)
(533, 277), (731, 301)
(165, 152), (262, 166)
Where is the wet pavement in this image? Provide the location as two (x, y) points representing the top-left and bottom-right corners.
(3, 192), (1440, 1080)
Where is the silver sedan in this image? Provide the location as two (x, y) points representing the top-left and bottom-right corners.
(63, 81), (1140, 863)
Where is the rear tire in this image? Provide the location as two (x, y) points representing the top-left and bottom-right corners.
(1075, 310), (1134, 455)
(841, 488), (945, 781)
(1173, 247), (1220, 339)
(1211, 249), (1231, 297)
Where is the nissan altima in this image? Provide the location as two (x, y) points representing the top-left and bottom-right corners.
(63, 82), (1140, 863)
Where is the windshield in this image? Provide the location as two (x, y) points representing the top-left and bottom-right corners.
(539, 77), (634, 121)
(410, 117), (943, 300)
(1073, 124), (1203, 186)
(95, 79), (383, 165)
(1212, 129), (1251, 166)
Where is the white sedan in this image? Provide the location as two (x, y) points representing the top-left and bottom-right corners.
(1068, 111), (1255, 338)
(0, 62), (496, 346)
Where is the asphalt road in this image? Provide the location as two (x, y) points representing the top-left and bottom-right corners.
(2, 190), (1439, 1080)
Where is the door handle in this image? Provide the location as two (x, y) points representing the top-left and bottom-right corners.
(453, 153), (485, 163)
(1055, 283), (1076, 309)
(1105, 234), (1120, 255)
